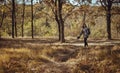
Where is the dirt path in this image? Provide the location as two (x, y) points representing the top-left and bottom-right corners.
(0, 38), (120, 48)
(26, 40), (120, 46)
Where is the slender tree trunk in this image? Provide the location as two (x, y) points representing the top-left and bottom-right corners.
(59, 21), (65, 42)
(31, 0), (34, 38)
(106, 8), (111, 40)
(58, 0), (65, 42)
(22, 0), (25, 37)
(15, 11), (17, 37)
(59, 15), (65, 42)
(12, 0), (15, 38)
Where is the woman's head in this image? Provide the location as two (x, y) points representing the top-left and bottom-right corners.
(82, 24), (87, 28)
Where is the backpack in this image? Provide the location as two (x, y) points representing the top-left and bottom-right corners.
(86, 27), (90, 35)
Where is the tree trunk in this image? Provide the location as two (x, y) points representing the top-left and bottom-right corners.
(22, 0), (25, 37)
(106, 10), (111, 40)
(12, 0), (15, 38)
(15, 11), (17, 37)
(53, 0), (65, 42)
(59, 22), (65, 43)
(100, 0), (113, 40)
(58, 0), (65, 43)
(31, 0), (34, 38)
(56, 19), (65, 42)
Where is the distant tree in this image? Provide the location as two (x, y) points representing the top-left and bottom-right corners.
(21, 0), (25, 37)
(97, 0), (120, 39)
(31, 0), (34, 38)
(0, 0), (12, 37)
(0, 0), (5, 38)
(0, 5), (5, 28)
(12, 0), (15, 38)
(15, 2), (17, 37)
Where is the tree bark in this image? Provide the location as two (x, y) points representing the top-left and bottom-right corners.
(31, 0), (34, 38)
(58, 0), (65, 42)
(59, 21), (65, 42)
(15, 9), (17, 37)
(106, 1), (112, 40)
(106, 10), (111, 39)
(12, 0), (15, 38)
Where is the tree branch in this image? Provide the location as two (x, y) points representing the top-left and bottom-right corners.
(100, 0), (107, 10)
(63, 6), (76, 21)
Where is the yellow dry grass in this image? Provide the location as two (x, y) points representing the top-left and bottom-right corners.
(0, 38), (120, 73)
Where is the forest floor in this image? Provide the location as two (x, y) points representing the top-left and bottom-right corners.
(0, 38), (120, 73)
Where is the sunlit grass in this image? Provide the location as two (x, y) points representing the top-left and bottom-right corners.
(0, 45), (120, 73)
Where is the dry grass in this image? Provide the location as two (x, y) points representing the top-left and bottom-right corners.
(0, 39), (120, 73)
(0, 45), (119, 73)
